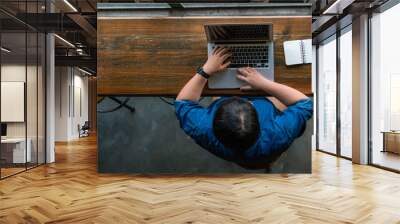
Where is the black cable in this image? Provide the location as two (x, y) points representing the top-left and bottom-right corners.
(159, 97), (174, 106)
(97, 97), (134, 114)
(109, 97), (135, 112)
(97, 98), (128, 113)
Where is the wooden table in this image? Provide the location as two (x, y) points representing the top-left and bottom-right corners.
(98, 16), (312, 96)
(382, 131), (400, 154)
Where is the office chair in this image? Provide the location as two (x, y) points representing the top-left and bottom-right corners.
(78, 121), (90, 138)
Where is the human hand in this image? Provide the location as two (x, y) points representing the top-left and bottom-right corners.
(236, 67), (269, 91)
(202, 47), (231, 75)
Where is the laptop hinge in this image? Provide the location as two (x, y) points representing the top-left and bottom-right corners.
(213, 41), (268, 45)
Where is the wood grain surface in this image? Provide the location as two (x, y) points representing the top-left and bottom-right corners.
(1, 135), (400, 223)
(98, 17), (312, 96)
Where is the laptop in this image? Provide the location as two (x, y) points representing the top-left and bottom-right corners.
(204, 23), (274, 89)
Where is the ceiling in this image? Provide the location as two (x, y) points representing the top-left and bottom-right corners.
(1, 0), (98, 73)
(311, 0), (390, 42)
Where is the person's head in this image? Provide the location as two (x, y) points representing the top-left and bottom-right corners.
(213, 97), (260, 153)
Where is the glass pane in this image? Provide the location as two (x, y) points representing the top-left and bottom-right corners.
(27, 31), (38, 169)
(26, 0), (38, 169)
(1, 30), (27, 178)
(371, 4), (400, 171)
(340, 28), (352, 158)
(38, 32), (45, 165)
(317, 36), (337, 154)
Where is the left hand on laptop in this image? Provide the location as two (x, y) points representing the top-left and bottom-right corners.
(203, 47), (231, 75)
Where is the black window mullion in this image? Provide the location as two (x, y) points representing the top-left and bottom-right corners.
(336, 25), (341, 157)
(316, 44), (320, 151)
(36, 0), (39, 168)
(25, 0), (28, 171)
(367, 11), (373, 165)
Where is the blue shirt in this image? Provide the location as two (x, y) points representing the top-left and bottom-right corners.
(174, 97), (313, 165)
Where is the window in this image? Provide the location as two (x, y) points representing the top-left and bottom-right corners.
(370, 3), (400, 171)
(0, 1), (47, 179)
(316, 23), (353, 159)
(317, 35), (337, 154)
(339, 26), (352, 158)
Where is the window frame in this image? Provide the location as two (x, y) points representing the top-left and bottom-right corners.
(367, 0), (400, 173)
(315, 21), (353, 160)
(0, 0), (48, 180)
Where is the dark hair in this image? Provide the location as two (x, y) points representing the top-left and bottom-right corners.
(213, 97), (260, 153)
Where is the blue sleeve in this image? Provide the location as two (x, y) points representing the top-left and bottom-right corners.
(174, 100), (208, 138)
(274, 98), (313, 140)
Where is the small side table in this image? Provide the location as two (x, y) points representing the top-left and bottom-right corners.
(381, 131), (400, 154)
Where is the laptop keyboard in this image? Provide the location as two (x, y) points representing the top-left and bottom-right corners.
(213, 45), (269, 68)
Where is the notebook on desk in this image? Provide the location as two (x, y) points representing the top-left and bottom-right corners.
(283, 39), (312, 66)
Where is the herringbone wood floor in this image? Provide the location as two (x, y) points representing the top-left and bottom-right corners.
(1, 135), (400, 224)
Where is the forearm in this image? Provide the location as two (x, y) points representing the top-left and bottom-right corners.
(176, 74), (207, 102)
(176, 47), (230, 101)
(259, 79), (308, 106)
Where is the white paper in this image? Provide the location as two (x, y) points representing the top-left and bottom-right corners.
(302, 39), (312, 64)
(283, 40), (302, 66)
(283, 39), (312, 65)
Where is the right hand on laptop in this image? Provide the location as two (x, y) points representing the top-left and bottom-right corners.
(236, 67), (268, 91)
(203, 47), (231, 75)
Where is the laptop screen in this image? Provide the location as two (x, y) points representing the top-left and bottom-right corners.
(205, 24), (272, 42)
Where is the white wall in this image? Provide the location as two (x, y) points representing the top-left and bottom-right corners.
(1, 82), (25, 122)
(71, 73), (89, 138)
(1, 64), (26, 81)
(1, 65), (26, 138)
(1, 64), (41, 138)
(55, 66), (69, 141)
(55, 67), (89, 141)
